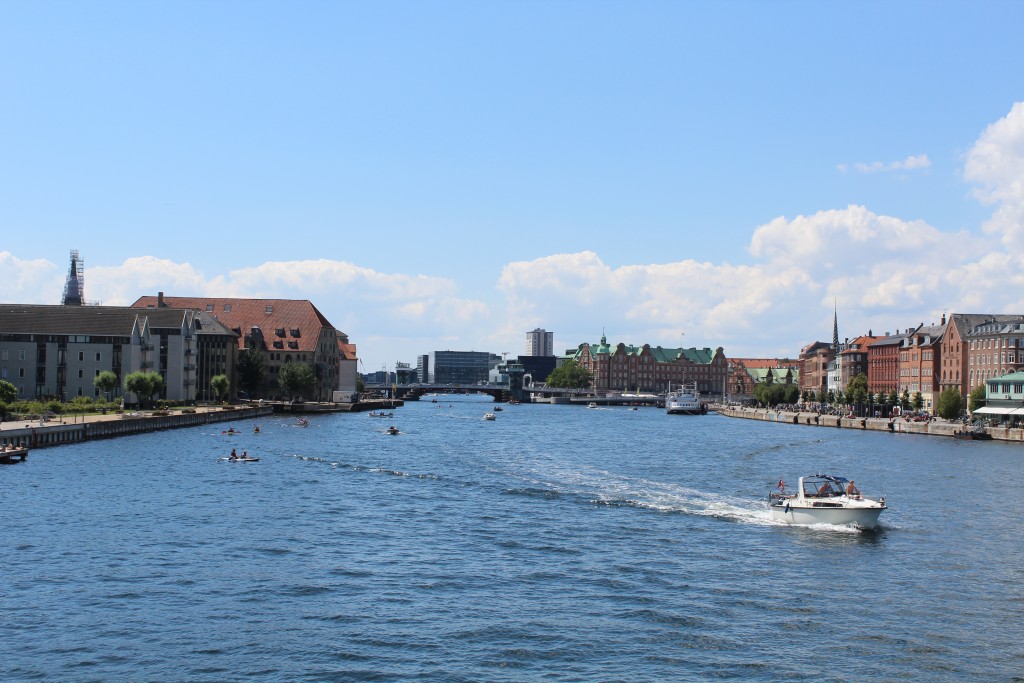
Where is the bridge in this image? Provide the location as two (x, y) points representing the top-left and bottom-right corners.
(381, 383), (663, 406)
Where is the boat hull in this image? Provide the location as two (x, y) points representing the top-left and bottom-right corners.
(770, 503), (884, 529)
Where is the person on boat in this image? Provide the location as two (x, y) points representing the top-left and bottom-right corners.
(241, 450), (249, 460)
(846, 480), (860, 496)
(230, 448), (237, 460)
(817, 481), (833, 496)
(253, 424), (261, 433)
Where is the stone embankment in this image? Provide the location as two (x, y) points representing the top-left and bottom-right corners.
(716, 406), (1024, 443)
(0, 405), (274, 451)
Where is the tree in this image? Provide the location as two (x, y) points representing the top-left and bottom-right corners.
(968, 385), (987, 413)
(237, 346), (266, 397)
(826, 389), (835, 404)
(901, 389), (911, 409)
(0, 379), (16, 404)
(210, 374), (231, 403)
(846, 373), (869, 409)
(888, 390), (899, 407)
(912, 391), (924, 411)
(936, 386), (963, 420)
(93, 371), (119, 400)
(545, 361), (593, 389)
(278, 361), (315, 400)
(124, 370), (164, 408)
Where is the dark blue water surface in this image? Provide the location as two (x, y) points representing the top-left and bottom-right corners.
(3, 396), (1023, 681)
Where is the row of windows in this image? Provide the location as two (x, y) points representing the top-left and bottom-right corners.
(970, 338), (1023, 349)
(970, 353), (1018, 365)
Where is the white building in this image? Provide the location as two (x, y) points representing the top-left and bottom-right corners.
(526, 328), (554, 357)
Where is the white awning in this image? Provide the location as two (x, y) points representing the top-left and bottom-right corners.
(973, 406), (1024, 415)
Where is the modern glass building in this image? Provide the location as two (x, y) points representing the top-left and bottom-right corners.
(427, 351), (499, 384)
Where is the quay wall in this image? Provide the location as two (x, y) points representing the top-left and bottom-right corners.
(717, 406), (1024, 443)
(0, 406), (274, 451)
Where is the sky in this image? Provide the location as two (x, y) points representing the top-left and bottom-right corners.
(4, 1), (1024, 373)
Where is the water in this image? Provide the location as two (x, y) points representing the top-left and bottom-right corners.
(3, 396), (1023, 681)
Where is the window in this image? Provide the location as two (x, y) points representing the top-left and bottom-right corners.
(265, 305), (273, 314)
(224, 304), (232, 312)
(206, 304), (214, 312)
(78, 370), (84, 379)
(96, 352), (101, 362)
(1, 350), (5, 360)
(19, 350), (25, 361)
(79, 351), (84, 362)
(19, 368), (25, 378)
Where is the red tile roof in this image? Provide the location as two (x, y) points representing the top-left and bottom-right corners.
(132, 296), (336, 353)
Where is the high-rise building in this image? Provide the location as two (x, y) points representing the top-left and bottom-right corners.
(525, 328), (554, 357)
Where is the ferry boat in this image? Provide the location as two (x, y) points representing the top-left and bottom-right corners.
(768, 474), (887, 529)
(665, 383), (705, 415)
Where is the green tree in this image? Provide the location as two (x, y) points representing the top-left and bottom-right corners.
(826, 389), (835, 404)
(545, 361), (593, 389)
(936, 386), (963, 420)
(124, 370), (165, 408)
(93, 371), (119, 400)
(846, 373), (869, 408)
(237, 346), (266, 397)
(278, 361), (315, 400)
(210, 374), (231, 403)
(912, 391), (924, 411)
(901, 389), (911, 409)
(356, 377), (366, 394)
(0, 379), (16, 404)
(968, 385), (987, 413)
(888, 390), (899, 407)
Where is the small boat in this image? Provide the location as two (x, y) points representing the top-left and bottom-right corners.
(587, 402), (599, 409)
(296, 418), (310, 427)
(493, 406), (503, 412)
(228, 455), (260, 462)
(369, 411), (394, 418)
(665, 382), (706, 415)
(483, 413), (496, 421)
(386, 425), (400, 435)
(0, 446), (29, 464)
(769, 474), (887, 529)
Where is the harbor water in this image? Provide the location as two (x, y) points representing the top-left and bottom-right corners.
(3, 396), (1023, 681)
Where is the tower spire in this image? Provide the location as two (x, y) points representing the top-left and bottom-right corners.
(62, 249), (84, 306)
(832, 299), (839, 350)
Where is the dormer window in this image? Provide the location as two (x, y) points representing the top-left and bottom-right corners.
(288, 340), (299, 349)
(290, 328), (301, 337)
(273, 341), (284, 349)
(206, 304), (214, 312)
(275, 328), (285, 337)
(265, 305), (273, 314)
(224, 304), (232, 312)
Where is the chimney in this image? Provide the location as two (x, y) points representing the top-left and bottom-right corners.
(158, 291), (165, 308)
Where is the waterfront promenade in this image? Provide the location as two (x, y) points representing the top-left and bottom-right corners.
(0, 405), (273, 451)
(717, 405), (1024, 443)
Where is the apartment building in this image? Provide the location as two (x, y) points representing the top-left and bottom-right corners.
(573, 334), (727, 396)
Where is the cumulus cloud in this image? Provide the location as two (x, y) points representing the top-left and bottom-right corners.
(837, 154), (931, 174)
(964, 101), (1024, 246)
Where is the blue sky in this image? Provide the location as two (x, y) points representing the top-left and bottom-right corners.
(4, 1), (1024, 373)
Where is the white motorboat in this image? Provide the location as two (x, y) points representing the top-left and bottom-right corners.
(665, 382), (705, 415)
(769, 474), (887, 529)
(483, 412), (496, 421)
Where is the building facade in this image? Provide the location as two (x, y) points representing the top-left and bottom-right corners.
(898, 324), (944, 410)
(965, 317), (1024, 391)
(525, 328), (554, 357)
(798, 341), (833, 399)
(426, 351), (500, 384)
(134, 294), (341, 401)
(0, 304), (237, 403)
(572, 334), (727, 396)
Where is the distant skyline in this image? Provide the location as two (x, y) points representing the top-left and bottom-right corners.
(4, 2), (1024, 372)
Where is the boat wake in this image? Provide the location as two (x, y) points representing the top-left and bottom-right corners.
(511, 463), (778, 526)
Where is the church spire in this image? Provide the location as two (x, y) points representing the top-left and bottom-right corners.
(62, 249), (84, 306)
(832, 299), (839, 350)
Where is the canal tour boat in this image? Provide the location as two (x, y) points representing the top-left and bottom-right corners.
(769, 474), (887, 529)
(665, 382), (705, 415)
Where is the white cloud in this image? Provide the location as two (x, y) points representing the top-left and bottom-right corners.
(838, 154), (931, 174)
(964, 101), (1024, 246)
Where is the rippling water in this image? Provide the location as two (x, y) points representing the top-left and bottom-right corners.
(3, 396), (1023, 681)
